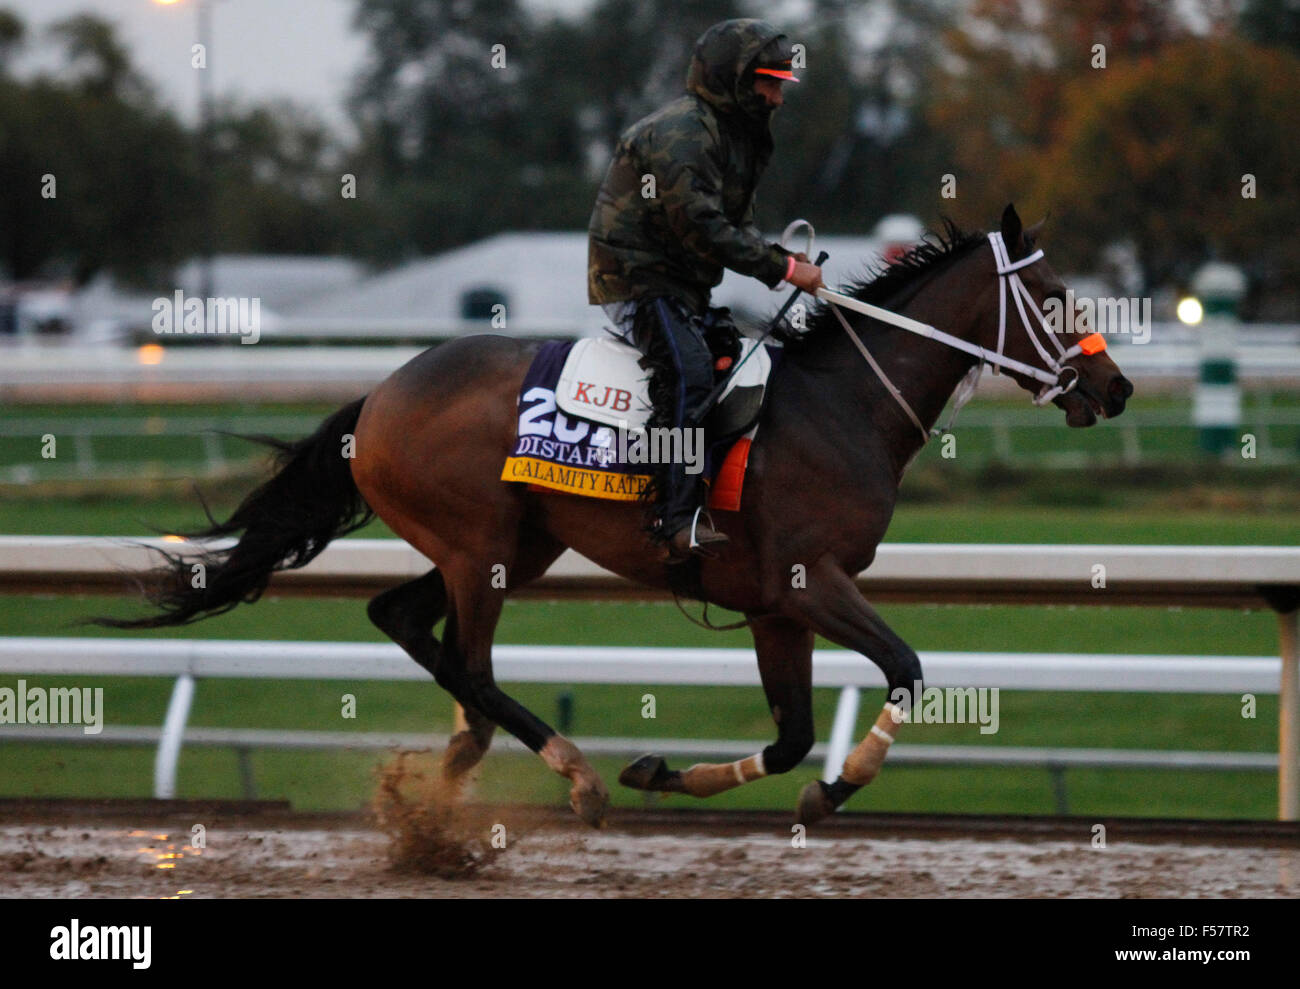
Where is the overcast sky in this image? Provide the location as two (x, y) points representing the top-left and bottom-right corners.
(5, 0), (598, 136)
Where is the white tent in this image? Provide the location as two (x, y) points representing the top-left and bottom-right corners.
(281, 220), (914, 339)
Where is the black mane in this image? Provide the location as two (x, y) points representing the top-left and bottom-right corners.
(777, 219), (986, 347)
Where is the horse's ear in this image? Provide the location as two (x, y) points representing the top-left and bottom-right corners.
(1000, 203), (1023, 253)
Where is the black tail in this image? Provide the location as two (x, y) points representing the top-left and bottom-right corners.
(93, 397), (374, 629)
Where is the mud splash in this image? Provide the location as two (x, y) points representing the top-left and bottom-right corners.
(371, 751), (505, 878)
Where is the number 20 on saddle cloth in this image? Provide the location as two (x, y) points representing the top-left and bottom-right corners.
(500, 337), (777, 510)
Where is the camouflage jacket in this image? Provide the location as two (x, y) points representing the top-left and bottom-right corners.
(587, 19), (793, 313)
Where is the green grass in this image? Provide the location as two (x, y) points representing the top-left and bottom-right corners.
(3, 743), (1274, 819)
(5, 594), (1283, 655)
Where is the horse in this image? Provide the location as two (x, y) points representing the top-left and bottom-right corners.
(97, 205), (1133, 827)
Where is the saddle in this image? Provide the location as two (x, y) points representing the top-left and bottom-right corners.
(556, 335), (772, 440)
(501, 336), (777, 510)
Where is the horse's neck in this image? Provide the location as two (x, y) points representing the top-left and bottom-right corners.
(885, 260), (991, 428)
(795, 252), (989, 480)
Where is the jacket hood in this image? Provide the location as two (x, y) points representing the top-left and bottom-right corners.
(685, 19), (785, 120)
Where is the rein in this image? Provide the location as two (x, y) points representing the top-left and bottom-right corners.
(815, 231), (1107, 444)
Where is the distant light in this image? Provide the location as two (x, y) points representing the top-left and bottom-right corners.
(137, 344), (165, 365)
(162, 534), (185, 543)
(1177, 297), (1204, 325)
(153, 0), (184, 6)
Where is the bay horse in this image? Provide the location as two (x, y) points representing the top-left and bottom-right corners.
(99, 205), (1132, 827)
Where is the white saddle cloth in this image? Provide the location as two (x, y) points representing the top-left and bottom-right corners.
(556, 336), (772, 430)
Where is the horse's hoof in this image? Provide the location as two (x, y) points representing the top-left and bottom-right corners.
(570, 780), (610, 829)
(619, 754), (668, 790)
(796, 780), (835, 827)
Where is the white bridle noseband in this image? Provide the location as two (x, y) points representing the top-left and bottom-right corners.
(813, 229), (1107, 444)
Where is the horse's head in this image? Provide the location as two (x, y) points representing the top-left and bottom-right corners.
(984, 204), (1134, 427)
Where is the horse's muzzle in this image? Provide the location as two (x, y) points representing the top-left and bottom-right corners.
(1108, 374), (1134, 418)
(1056, 373), (1132, 427)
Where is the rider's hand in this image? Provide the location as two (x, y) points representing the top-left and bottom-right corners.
(787, 260), (824, 294)
(792, 252), (810, 264)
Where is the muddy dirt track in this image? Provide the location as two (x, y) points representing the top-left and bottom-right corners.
(1, 802), (1297, 898)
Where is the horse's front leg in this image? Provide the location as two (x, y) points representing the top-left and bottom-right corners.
(619, 613), (815, 797)
(782, 553), (923, 825)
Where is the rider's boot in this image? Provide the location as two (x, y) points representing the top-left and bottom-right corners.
(661, 463), (729, 562)
(630, 297), (730, 561)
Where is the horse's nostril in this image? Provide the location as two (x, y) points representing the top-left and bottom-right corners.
(1110, 376), (1133, 402)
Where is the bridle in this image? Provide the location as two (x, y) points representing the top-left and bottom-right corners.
(811, 229), (1107, 444)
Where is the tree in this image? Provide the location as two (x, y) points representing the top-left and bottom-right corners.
(1239, 0), (1300, 54)
(346, 0), (961, 253)
(0, 15), (199, 284)
(926, 0), (1220, 230)
(1034, 40), (1300, 300)
(48, 13), (148, 103)
(762, 0), (959, 234)
(0, 7), (23, 73)
(208, 100), (358, 255)
(348, 0), (752, 256)
(1, 13), (369, 284)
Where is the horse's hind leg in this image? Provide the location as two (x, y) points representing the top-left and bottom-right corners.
(438, 550), (610, 827)
(440, 531), (566, 780)
(620, 613), (816, 797)
(367, 530), (569, 785)
(366, 568), (448, 676)
(366, 569), (495, 781)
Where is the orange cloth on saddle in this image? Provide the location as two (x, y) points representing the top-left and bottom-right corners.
(707, 435), (753, 512)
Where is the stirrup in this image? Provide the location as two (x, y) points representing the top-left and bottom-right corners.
(666, 507), (729, 562)
(688, 506), (716, 549)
